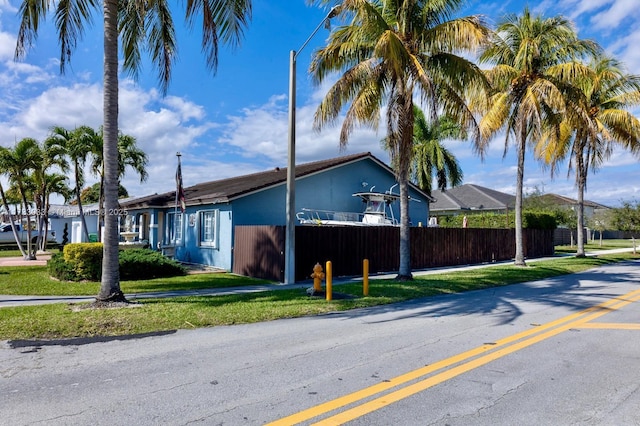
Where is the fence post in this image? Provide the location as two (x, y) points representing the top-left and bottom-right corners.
(363, 259), (369, 296)
(326, 260), (332, 301)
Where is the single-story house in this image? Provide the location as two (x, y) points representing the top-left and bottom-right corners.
(119, 152), (433, 270)
(430, 184), (516, 216)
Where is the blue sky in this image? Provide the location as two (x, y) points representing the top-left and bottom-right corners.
(0, 0), (639, 207)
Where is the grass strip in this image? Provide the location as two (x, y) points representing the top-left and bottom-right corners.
(1, 252), (637, 340)
(0, 267), (271, 296)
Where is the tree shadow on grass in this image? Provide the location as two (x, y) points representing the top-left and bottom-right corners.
(313, 260), (640, 326)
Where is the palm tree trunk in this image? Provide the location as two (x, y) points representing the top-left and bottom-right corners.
(75, 162), (91, 242)
(396, 93), (413, 281)
(19, 188), (35, 260)
(514, 134), (526, 266)
(0, 183), (28, 258)
(397, 175), (412, 280)
(97, 0), (126, 303)
(35, 194), (44, 252)
(41, 200), (51, 251)
(98, 167), (105, 242)
(575, 143), (586, 257)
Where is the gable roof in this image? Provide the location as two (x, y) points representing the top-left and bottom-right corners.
(430, 184), (515, 213)
(121, 152), (433, 209)
(537, 193), (611, 210)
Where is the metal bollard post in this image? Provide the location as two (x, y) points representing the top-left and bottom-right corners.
(363, 259), (369, 296)
(326, 260), (332, 301)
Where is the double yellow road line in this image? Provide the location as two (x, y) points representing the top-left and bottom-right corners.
(268, 288), (640, 425)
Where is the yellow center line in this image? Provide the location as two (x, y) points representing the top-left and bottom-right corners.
(312, 290), (640, 425)
(266, 288), (640, 426)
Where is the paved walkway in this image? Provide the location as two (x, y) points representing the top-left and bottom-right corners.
(0, 252), (51, 267)
(0, 248), (636, 308)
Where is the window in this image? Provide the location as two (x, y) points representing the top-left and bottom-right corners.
(199, 210), (218, 247)
(166, 212), (183, 245)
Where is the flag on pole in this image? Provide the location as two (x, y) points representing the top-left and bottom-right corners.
(176, 155), (186, 212)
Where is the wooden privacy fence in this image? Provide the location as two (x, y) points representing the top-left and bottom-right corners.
(232, 226), (555, 282)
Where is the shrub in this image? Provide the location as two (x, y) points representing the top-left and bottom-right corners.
(47, 252), (80, 281)
(118, 249), (187, 280)
(522, 211), (557, 230)
(436, 211), (556, 230)
(49, 246), (188, 282)
(63, 243), (103, 281)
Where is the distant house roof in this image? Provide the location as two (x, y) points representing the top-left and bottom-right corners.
(430, 184), (515, 213)
(121, 152), (433, 210)
(49, 203), (98, 218)
(537, 193), (611, 210)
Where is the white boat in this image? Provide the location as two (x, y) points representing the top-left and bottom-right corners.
(297, 189), (404, 226)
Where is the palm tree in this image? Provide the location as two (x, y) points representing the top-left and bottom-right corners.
(40, 173), (71, 250)
(539, 55), (640, 256)
(478, 8), (599, 266)
(47, 126), (101, 243)
(16, 0), (252, 302)
(384, 106), (464, 195)
(30, 138), (70, 251)
(310, 0), (490, 279)
(0, 139), (41, 259)
(0, 163), (29, 258)
(409, 106), (465, 196)
(90, 130), (149, 240)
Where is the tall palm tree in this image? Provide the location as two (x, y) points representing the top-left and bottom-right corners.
(409, 106), (465, 196)
(311, 0), (490, 279)
(16, 0), (252, 302)
(478, 8), (599, 266)
(0, 139), (41, 259)
(539, 55), (640, 256)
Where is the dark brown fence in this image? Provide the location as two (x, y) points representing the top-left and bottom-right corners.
(232, 226), (555, 282)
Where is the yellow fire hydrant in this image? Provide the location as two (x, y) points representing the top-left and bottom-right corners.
(310, 262), (325, 292)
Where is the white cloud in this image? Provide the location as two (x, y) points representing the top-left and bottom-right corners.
(588, 0), (637, 29)
(216, 91), (390, 169)
(0, 31), (15, 61)
(607, 28), (640, 72)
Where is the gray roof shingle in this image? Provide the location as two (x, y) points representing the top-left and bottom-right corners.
(430, 184), (515, 213)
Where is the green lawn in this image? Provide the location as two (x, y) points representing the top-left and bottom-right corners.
(1, 252), (638, 341)
(555, 239), (637, 253)
(0, 266), (272, 296)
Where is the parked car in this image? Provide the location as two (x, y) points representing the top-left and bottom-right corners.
(0, 223), (56, 245)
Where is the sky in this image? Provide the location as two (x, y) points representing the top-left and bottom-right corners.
(0, 0), (639, 208)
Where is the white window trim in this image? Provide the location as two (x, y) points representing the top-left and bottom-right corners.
(167, 211), (184, 246)
(198, 209), (218, 248)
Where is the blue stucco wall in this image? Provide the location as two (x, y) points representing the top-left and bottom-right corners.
(171, 204), (234, 269)
(233, 157), (430, 226)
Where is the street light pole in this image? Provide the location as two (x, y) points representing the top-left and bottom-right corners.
(284, 6), (339, 285)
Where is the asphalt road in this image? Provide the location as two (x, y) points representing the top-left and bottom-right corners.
(2, 259), (640, 425)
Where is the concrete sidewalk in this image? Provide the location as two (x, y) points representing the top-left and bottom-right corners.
(0, 247), (636, 308)
(0, 252), (50, 267)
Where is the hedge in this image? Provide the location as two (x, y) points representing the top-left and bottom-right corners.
(436, 211), (556, 230)
(49, 245), (187, 281)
